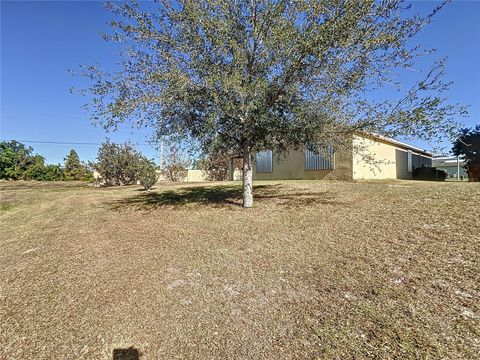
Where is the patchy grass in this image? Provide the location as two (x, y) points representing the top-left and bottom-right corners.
(0, 203), (15, 212)
(0, 180), (478, 359)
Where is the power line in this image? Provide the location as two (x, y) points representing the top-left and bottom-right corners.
(1, 139), (155, 147)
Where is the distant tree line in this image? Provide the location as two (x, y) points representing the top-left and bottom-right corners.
(1, 139), (237, 187)
(0, 141), (92, 181)
(0, 140), (165, 189)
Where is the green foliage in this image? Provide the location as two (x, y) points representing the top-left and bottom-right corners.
(452, 125), (480, 166)
(0, 141), (95, 182)
(24, 163), (65, 181)
(0, 141), (64, 181)
(93, 141), (149, 186)
(64, 149), (93, 181)
(0, 141), (35, 179)
(45, 164), (65, 181)
(138, 159), (158, 189)
(80, 0), (465, 156)
(23, 162), (47, 181)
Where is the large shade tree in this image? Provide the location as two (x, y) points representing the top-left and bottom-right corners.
(79, 0), (465, 207)
(452, 125), (480, 166)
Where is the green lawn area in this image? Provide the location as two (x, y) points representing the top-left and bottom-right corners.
(0, 180), (478, 359)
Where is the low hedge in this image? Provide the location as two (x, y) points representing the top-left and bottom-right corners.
(413, 167), (447, 181)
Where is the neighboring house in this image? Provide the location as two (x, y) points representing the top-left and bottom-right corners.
(432, 156), (467, 180)
(230, 133), (432, 181)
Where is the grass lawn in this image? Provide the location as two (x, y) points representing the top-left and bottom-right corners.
(0, 180), (478, 359)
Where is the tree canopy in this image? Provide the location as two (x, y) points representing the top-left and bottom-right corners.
(79, 0), (466, 206)
(452, 125), (480, 166)
(92, 141), (157, 186)
(0, 141), (94, 181)
(0, 141), (64, 181)
(0, 141), (36, 180)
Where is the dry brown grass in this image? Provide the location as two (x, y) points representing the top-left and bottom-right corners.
(0, 180), (478, 359)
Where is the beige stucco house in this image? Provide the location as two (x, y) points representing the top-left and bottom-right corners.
(231, 133), (432, 181)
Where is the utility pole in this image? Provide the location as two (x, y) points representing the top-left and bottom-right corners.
(457, 155), (460, 181)
(159, 140), (164, 170)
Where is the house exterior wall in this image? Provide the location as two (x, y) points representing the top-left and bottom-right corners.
(246, 134), (432, 181)
(253, 146), (353, 180)
(352, 135), (432, 180)
(232, 169), (242, 180)
(186, 169), (209, 182)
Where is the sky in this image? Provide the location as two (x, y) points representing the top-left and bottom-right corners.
(1, 0), (479, 164)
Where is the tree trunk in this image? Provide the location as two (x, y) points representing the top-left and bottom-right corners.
(242, 147), (253, 208)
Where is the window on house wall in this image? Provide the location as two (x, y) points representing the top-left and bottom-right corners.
(407, 150), (413, 173)
(305, 145), (335, 170)
(256, 150), (273, 173)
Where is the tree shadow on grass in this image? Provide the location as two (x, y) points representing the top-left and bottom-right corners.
(110, 183), (348, 210)
(111, 184), (253, 210)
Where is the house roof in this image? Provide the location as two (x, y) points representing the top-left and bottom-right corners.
(229, 132), (434, 158)
(432, 156), (466, 167)
(358, 133), (433, 157)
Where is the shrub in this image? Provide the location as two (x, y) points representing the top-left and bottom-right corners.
(23, 163), (64, 181)
(93, 141), (158, 187)
(162, 145), (189, 182)
(44, 164), (65, 181)
(93, 141), (143, 186)
(413, 167), (447, 181)
(138, 159), (158, 189)
(23, 163), (48, 181)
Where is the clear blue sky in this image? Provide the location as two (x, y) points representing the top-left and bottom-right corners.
(1, 1), (479, 164)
